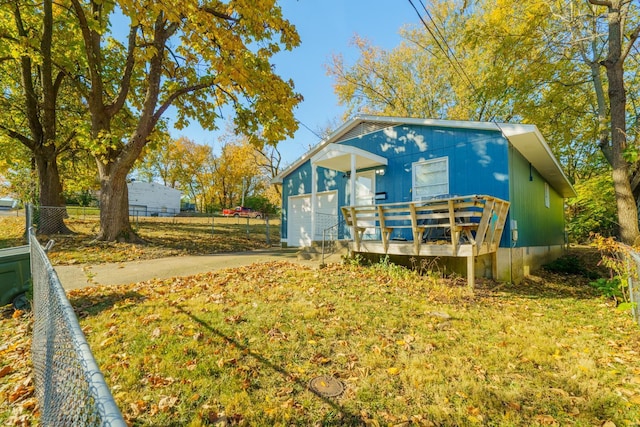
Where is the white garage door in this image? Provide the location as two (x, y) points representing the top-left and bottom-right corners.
(287, 191), (337, 247)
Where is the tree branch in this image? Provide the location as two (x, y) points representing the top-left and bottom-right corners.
(588, 0), (613, 6)
(621, 23), (640, 62)
(201, 7), (238, 22)
(107, 25), (138, 116)
(52, 71), (65, 100)
(70, 0), (105, 112)
(13, 2), (43, 145)
(152, 82), (215, 124)
(0, 124), (35, 150)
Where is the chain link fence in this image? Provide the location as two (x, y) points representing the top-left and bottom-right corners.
(28, 205), (277, 244)
(625, 250), (640, 326)
(29, 231), (126, 426)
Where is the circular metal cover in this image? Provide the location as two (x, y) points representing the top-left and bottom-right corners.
(308, 375), (344, 397)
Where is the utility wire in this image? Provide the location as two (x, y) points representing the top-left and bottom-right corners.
(416, 0), (479, 95)
(296, 119), (323, 140)
(407, 0), (514, 137)
(406, 0), (476, 94)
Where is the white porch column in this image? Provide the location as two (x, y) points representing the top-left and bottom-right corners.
(311, 163), (317, 241)
(350, 154), (357, 206)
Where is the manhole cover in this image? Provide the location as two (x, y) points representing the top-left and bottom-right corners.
(308, 375), (344, 397)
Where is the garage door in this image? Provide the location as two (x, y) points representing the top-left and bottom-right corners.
(287, 195), (312, 247)
(287, 191), (337, 247)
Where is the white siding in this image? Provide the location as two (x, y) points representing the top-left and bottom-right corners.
(127, 182), (181, 216)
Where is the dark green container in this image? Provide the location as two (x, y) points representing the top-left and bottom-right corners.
(0, 245), (31, 308)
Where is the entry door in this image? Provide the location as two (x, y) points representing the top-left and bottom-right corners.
(354, 171), (375, 206)
(347, 171), (377, 239)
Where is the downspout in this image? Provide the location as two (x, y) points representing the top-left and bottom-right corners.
(508, 143), (514, 284)
(350, 154), (357, 206)
(312, 163), (317, 242)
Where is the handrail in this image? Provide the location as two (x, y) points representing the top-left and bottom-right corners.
(341, 194), (510, 255)
(321, 217), (346, 265)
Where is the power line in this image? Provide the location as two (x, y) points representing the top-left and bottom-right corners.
(406, 0), (477, 94)
(296, 119), (323, 140)
(416, 0), (479, 95)
(406, 0), (511, 137)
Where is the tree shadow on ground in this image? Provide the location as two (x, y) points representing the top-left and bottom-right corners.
(171, 302), (367, 427)
(68, 290), (147, 319)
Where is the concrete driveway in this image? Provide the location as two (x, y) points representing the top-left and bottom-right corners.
(55, 248), (318, 290)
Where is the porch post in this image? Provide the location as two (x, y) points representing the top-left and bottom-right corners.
(311, 163), (317, 241)
(350, 154), (357, 206)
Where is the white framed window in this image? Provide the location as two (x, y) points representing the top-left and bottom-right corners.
(412, 157), (449, 201)
(544, 182), (550, 208)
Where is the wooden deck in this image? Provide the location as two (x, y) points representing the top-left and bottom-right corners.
(341, 195), (510, 287)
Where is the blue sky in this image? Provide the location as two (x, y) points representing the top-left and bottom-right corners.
(171, 0), (420, 166)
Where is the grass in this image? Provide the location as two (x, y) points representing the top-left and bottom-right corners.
(0, 215), (280, 264)
(1, 215), (639, 425)
(62, 261), (640, 426)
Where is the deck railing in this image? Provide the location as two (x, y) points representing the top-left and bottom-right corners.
(341, 195), (510, 286)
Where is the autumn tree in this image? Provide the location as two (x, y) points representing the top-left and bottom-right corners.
(584, 0), (640, 245)
(211, 138), (262, 210)
(178, 139), (216, 212)
(65, 0), (301, 241)
(136, 132), (182, 189)
(328, 0), (640, 243)
(0, 0), (85, 233)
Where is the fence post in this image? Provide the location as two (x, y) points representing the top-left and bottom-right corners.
(626, 251), (640, 326)
(266, 216), (271, 246)
(24, 203), (32, 241)
(211, 213), (215, 235)
(246, 216), (250, 237)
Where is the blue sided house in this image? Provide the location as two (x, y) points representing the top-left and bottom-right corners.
(272, 115), (576, 284)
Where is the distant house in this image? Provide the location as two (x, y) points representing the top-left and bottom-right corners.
(127, 181), (181, 216)
(272, 115), (576, 283)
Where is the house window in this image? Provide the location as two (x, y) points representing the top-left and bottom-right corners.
(544, 182), (550, 208)
(412, 157), (449, 201)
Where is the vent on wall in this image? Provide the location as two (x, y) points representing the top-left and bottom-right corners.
(334, 121), (396, 144)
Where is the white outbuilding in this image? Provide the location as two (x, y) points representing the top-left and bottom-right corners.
(127, 181), (181, 216)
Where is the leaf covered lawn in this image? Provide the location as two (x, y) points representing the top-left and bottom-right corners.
(0, 308), (37, 426)
(57, 261), (640, 426)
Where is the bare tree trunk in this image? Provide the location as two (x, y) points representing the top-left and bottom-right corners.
(608, 58), (639, 244)
(34, 146), (72, 234)
(589, 0), (640, 245)
(96, 161), (141, 242)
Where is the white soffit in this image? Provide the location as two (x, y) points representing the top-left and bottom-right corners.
(311, 143), (388, 172)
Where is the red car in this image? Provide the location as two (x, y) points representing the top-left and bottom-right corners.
(222, 206), (262, 218)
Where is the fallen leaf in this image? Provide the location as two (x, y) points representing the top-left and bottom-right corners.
(0, 365), (12, 378)
(507, 401), (521, 411)
(387, 367), (400, 375)
(534, 414), (557, 425)
(158, 395), (179, 412)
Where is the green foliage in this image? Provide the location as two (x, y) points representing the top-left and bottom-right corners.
(589, 276), (625, 302)
(243, 195), (278, 216)
(64, 190), (97, 207)
(370, 255), (417, 280)
(543, 255), (596, 278)
(591, 234), (634, 309)
(566, 173), (618, 243)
